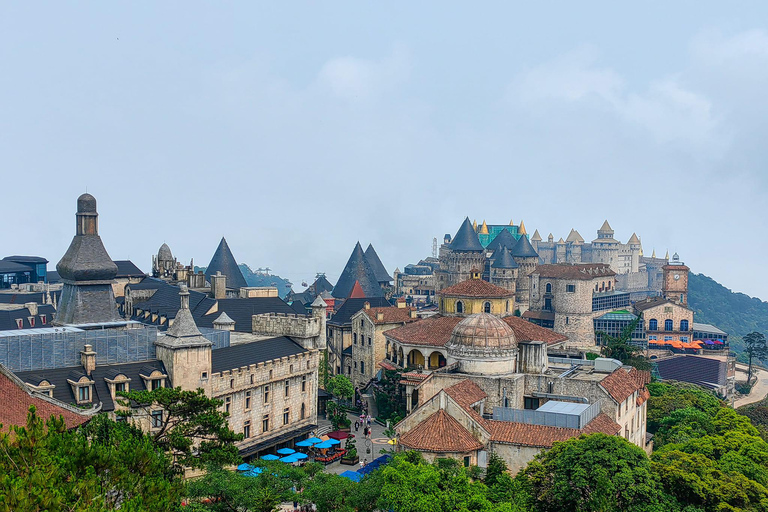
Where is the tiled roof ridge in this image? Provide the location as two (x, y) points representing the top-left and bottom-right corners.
(599, 366), (651, 403)
(399, 409), (484, 453)
(439, 278), (514, 298)
(489, 413), (621, 448)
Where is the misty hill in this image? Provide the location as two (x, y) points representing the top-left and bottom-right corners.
(193, 264), (292, 299)
(688, 272), (768, 362)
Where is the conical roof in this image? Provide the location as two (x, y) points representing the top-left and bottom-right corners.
(511, 234), (539, 258)
(205, 238), (247, 289)
(450, 218), (484, 252)
(486, 228), (517, 252)
(213, 312), (235, 326)
(627, 233), (641, 245)
(331, 243), (383, 299)
(158, 243), (173, 261)
(598, 220), (613, 233)
(531, 229), (542, 242)
(159, 285), (211, 348)
(518, 220), (527, 235)
(365, 244), (391, 284)
(566, 229), (584, 243)
(492, 247), (518, 269)
(478, 220), (489, 235)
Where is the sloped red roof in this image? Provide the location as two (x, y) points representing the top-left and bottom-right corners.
(503, 316), (568, 345)
(361, 306), (419, 325)
(599, 367), (651, 403)
(439, 279), (514, 298)
(0, 368), (90, 432)
(445, 380), (490, 428)
(384, 315), (461, 347)
(399, 409), (483, 453)
(489, 413), (621, 448)
(349, 281), (366, 298)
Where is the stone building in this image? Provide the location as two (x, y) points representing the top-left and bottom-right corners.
(633, 297), (694, 344)
(393, 258), (438, 306)
(349, 299), (419, 388)
(326, 297), (390, 376)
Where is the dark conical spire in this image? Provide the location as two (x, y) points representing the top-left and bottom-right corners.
(450, 217), (483, 252)
(486, 228), (517, 252)
(332, 242), (383, 299)
(511, 233), (539, 258)
(492, 246), (518, 269)
(364, 244), (391, 284)
(205, 237), (247, 289)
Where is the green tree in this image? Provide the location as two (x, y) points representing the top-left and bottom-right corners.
(518, 433), (665, 512)
(302, 473), (358, 512)
(117, 387), (242, 471)
(186, 464), (298, 512)
(327, 375), (354, 402)
(743, 331), (768, 383)
(653, 407), (716, 448)
(646, 381), (722, 433)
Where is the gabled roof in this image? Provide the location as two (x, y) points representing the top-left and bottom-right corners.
(399, 409), (483, 453)
(332, 243), (383, 299)
(486, 229), (517, 253)
(114, 260), (145, 278)
(450, 218), (484, 252)
(491, 247), (518, 269)
(439, 279), (514, 298)
(384, 315), (462, 347)
(599, 366), (650, 403)
(511, 234), (538, 258)
(364, 244), (391, 284)
(197, 297), (298, 333)
(633, 296), (689, 313)
(445, 380), (487, 410)
(89, 360), (168, 412)
(204, 238), (247, 290)
(358, 306), (419, 325)
(328, 297), (390, 327)
(489, 413), (621, 448)
(308, 275), (334, 295)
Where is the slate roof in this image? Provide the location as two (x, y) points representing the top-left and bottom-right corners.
(205, 237), (248, 290)
(211, 336), (307, 374)
(491, 248), (518, 269)
(114, 260), (146, 278)
(449, 218), (484, 252)
(439, 279), (514, 298)
(130, 280), (215, 323)
(655, 356), (728, 389)
(0, 260), (34, 274)
(399, 409), (483, 453)
(489, 413), (621, 448)
(692, 323), (727, 336)
(328, 297), (390, 327)
(0, 304), (56, 330)
(599, 366), (651, 403)
(3, 256), (48, 264)
(486, 229), (517, 253)
(359, 306), (419, 325)
(0, 291), (61, 305)
(364, 244), (391, 284)
(534, 263), (615, 280)
(502, 316), (568, 345)
(1, 365), (90, 432)
(510, 234), (539, 258)
(308, 275), (334, 295)
(332, 243), (383, 299)
(196, 297), (298, 333)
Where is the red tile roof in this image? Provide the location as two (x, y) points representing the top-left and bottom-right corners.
(0, 367), (90, 432)
(503, 316), (568, 345)
(361, 306), (419, 325)
(599, 367), (651, 403)
(378, 361), (397, 371)
(534, 263), (616, 280)
(399, 409), (484, 453)
(636, 388), (651, 406)
(384, 315), (461, 347)
(489, 413), (621, 448)
(439, 279), (514, 298)
(445, 380), (490, 427)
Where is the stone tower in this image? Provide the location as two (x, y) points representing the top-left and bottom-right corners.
(153, 243), (177, 280)
(154, 284), (212, 395)
(627, 233), (641, 273)
(437, 217), (486, 291)
(490, 247), (518, 300)
(54, 193), (121, 325)
(511, 234), (539, 313)
(662, 253), (690, 306)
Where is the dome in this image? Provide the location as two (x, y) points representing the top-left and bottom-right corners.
(77, 193), (97, 213)
(158, 243), (173, 262)
(446, 313), (517, 359)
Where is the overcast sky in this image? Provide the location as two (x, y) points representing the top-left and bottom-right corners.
(2, 2), (767, 298)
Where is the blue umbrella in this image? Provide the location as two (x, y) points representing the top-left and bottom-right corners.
(237, 463), (254, 472)
(314, 440), (334, 449)
(295, 439), (317, 447)
(291, 452), (308, 460)
(260, 454), (280, 461)
(277, 448), (296, 455)
(243, 467), (263, 477)
(280, 455), (298, 463)
(340, 470), (363, 482)
(304, 437), (323, 444)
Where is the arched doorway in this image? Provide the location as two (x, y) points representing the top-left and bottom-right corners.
(428, 351), (447, 369)
(408, 349), (425, 368)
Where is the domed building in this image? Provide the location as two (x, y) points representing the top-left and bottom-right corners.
(445, 313), (518, 375)
(152, 243), (177, 280)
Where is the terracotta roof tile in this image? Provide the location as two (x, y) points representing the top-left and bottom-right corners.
(399, 409), (483, 453)
(361, 306), (419, 325)
(489, 413), (621, 448)
(600, 367), (651, 403)
(384, 315), (461, 347)
(445, 380), (490, 428)
(636, 388), (651, 406)
(534, 263), (616, 280)
(502, 316), (568, 345)
(439, 279), (514, 298)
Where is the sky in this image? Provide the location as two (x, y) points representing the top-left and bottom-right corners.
(1, 2), (767, 298)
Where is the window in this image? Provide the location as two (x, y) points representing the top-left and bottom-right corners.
(361, 361), (365, 375)
(230, 379), (234, 389)
(566, 284), (576, 293)
(78, 386), (90, 402)
(463, 456), (471, 467)
(456, 301), (464, 314)
(151, 410), (163, 428)
(152, 379), (162, 390)
(250, 374), (254, 385)
(225, 397), (231, 413)
(40, 315), (47, 325)
(544, 298), (552, 311)
(484, 302), (491, 313)
(506, 300), (510, 313)
(284, 380), (290, 397)
(353, 333), (357, 345)
(283, 408), (290, 425)
(301, 375), (307, 392)
(648, 319), (658, 331)
(300, 403), (306, 419)
(680, 294), (684, 303)
(262, 414), (269, 432)
(524, 397), (540, 410)
(545, 283), (552, 293)
(243, 421), (251, 438)
(269, 370), (273, 380)
(566, 317), (570, 325)
(264, 385), (270, 404)
(665, 319), (674, 331)
(201, 371), (208, 380)
(354, 361), (357, 370)
(664, 336), (673, 341)
(115, 382), (126, 393)
(681, 336), (689, 342)
(680, 320), (689, 331)
(245, 391), (251, 410)
(649, 335), (657, 341)
(290, 364), (294, 373)
(368, 337), (371, 346)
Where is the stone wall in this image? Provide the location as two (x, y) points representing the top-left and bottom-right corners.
(252, 309), (326, 350)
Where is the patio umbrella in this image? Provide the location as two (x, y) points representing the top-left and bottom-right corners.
(704, 340), (715, 345)
(243, 467), (263, 477)
(340, 470), (363, 483)
(304, 437), (323, 444)
(714, 339), (724, 344)
(280, 455), (299, 463)
(237, 463), (254, 472)
(295, 439), (317, 447)
(260, 454), (280, 461)
(314, 440), (338, 449)
(327, 430), (353, 440)
(291, 452), (308, 460)
(277, 448), (296, 455)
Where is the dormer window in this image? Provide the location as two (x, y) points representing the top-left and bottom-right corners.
(40, 315), (47, 325)
(28, 317), (35, 328)
(139, 368), (168, 391)
(67, 373), (95, 405)
(27, 378), (55, 398)
(16, 318), (22, 329)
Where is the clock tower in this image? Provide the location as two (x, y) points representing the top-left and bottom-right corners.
(662, 253), (689, 306)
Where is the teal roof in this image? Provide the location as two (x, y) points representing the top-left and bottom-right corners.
(478, 225), (521, 248)
(596, 310), (638, 321)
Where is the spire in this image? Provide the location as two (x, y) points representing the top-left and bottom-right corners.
(364, 244), (391, 284)
(531, 229), (542, 242)
(627, 233), (640, 245)
(158, 284), (211, 347)
(511, 232), (539, 258)
(599, 220), (613, 233)
(331, 243), (383, 299)
(479, 220), (489, 235)
(652, 249), (656, 258)
(509, 219), (514, 226)
(472, 219), (478, 232)
(204, 238), (247, 289)
(449, 217), (484, 252)
(518, 220), (527, 235)
(665, 250), (669, 260)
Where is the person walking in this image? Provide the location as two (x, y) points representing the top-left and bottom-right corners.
(354, 420), (359, 431)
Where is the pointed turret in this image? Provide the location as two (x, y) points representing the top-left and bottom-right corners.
(449, 217), (484, 252)
(566, 229), (584, 243)
(599, 220), (613, 233)
(162, 285), (211, 345)
(548, 233), (554, 242)
(652, 249), (656, 259)
(472, 219), (478, 232)
(627, 233), (641, 245)
(331, 242), (383, 299)
(509, 219), (515, 226)
(205, 238), (247, 289)
(491, 247), (518, 269)
(364, 244), (391, 284)
(531, 229), (542, 242)
(518, 220), (527, 235)
(511, 233), (539, 258)
(665, 250), (669, 260)
(486, 228), (517, 252)
(479, 220), (489, 235)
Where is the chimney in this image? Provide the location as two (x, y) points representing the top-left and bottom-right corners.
(80, 344), (96, 375)
(376, 312), (384, 321)
(409, 309), (417, 319)
(396, 298), (406, 309)
(25, 302), (38, 316)
(212, 271), (227, 299)
(364, 301), (371, 310)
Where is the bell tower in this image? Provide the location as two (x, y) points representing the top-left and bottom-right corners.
(662, 253), (689, 305)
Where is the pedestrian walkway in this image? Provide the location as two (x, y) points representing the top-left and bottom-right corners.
(323, 412), (395, 475)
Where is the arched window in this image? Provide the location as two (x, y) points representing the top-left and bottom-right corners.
(665, 319), (673, 331)
(545, 283), (552, 293)
(456, 301), (464, 314)
(300, 403), (306, 420)
(484, 302), (491, 313)
(649, 319), (658, 331)
(506, 300), (510, 313)
(680, 320), (689, 331)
